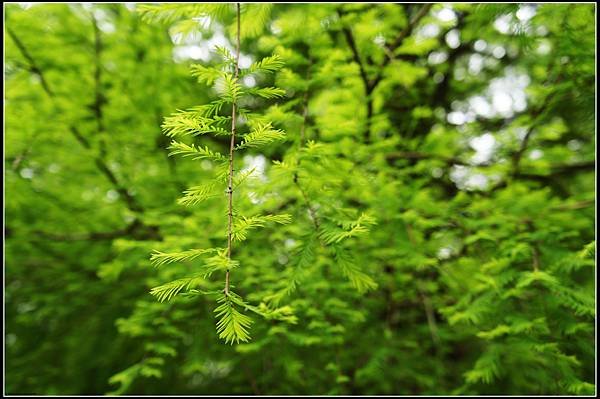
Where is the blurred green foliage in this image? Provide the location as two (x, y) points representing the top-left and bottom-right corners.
(4, 3), (595, 395)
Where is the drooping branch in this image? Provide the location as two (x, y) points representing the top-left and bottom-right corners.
(225, 3), (241, 296)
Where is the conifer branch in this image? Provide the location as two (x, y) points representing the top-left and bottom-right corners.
(150, 248), (220, 267)
(225, 3), (241, 296)
(150, 4), (292, 343)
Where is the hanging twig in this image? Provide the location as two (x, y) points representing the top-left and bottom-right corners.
(225, 3), (241, 296)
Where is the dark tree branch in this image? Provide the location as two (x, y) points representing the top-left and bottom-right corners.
(7, 22), (160, 242)
(6, 26), (54, 96)
(430, 14), (469, 109)
(511, 73), (562, 176)
(32, 219), (161, 242)
(91, 13), (108, 158)
(550, 199), (594, 211)
(8, 24), (146, 216)
(337, 8), (374, 142)
(336, 4), (432, 143)
(337, 9), (370, 91)
(386, 4), (433, 56)
(369, 4), (433, 95)
(385, 151), (489, 167)
(549, 160), (595, 174)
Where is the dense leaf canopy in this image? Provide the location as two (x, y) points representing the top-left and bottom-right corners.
(4, 3), (596, 395)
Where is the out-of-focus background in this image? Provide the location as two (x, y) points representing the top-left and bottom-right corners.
(4, 3), (596, 395)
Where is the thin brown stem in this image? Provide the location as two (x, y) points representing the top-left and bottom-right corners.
(299, 89), (309, 148)
(419, 287), (441, 348)
(299, 56), (312, 148)
(225, 3), (241, 296)
(524, 219), (542, 272)
(337, 9), (370, 91)
(293, 60), (320, 231)
(532, 246), (541, 272)
(550, 199), (594, 211)
(296, 180), (320, 230)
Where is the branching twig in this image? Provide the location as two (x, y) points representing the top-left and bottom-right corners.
(511, 73), (562, 176)
(385, 4), (433, 56)
(337, 4), (432, 142)
(371, 4), (432, 88)
(337, 9), (374, 142)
